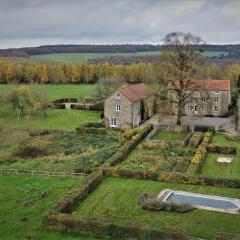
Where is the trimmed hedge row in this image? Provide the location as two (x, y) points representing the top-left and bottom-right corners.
(53, 98), (78, 103)
(76, 127), (107, 135)
(44, 214), (188, 240)
(102, 125), (153, 167)
(188, 131), (213, 174)
(49, 171), (103, 214)
(71, 102), (103, 111)
(76, 122), (107, 135)
(103, 167), (240, 188)
(207, 145), (237, 154)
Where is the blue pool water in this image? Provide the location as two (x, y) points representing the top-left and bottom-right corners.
(167, 192), (238, 209)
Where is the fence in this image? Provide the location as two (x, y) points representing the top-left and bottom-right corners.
(0, 168), (87, 178)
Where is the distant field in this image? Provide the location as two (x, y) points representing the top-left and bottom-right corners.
(0, 84), (95, 101)
(30, 51), (229, 63)
(0, 175), (102, 240)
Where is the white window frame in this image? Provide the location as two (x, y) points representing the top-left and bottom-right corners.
(116, 105), (121, 112)
(214, 90), (220, 94)
(202, 97), (207, 102)
(110, 117), (117, 127)
(116, 92), (121, 98)
(214, 106), (218, 112)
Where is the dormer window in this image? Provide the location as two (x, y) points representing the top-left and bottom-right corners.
(214, 90), (219, 94)
(116, 92), (121, 98)
(116, 105), (121, 111)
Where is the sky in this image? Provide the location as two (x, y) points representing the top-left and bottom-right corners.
(0, 0), (240, 49)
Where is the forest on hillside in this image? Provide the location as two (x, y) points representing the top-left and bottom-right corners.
(1, 44), (240, 57)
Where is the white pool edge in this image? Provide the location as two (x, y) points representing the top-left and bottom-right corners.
(158, 189), (240, 214)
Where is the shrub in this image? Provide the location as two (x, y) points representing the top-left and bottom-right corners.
(122, 129), (138, 140)
(14, 145), (47, 158)
(139, 195), (194, 213)
(207, 145), (237, 154)
(76, 127), (107, 135)
(188, 131), (213, 173)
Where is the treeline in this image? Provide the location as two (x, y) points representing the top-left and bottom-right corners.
(1, 44), (240, 57)
(0, 58), (240, 85)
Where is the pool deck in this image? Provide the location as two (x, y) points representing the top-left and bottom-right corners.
(158, 189), (240, 214)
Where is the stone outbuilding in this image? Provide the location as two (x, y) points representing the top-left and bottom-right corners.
(104, 83), (154, 128)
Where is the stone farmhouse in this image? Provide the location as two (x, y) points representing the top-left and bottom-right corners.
(168, 79), (231, 117)
(104, 83), (154, 128)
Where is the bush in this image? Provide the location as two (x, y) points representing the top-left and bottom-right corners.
(139, 195), (194, 213)
(53, 103), (65, 109)
(53, 98), (78, 103)
(14, 145), (47, 158)
(188, 131), (213, 173)
(76, 127), (107, 135)
(122, 129), (138, 140)
(207, 145), (237, 154)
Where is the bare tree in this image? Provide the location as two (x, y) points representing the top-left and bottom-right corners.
(162, 32), (205, 125)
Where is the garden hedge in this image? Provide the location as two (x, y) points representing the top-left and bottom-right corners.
(188, 131), (213, 174)
(102, 124), (153, 167)
(103, 167), (240, 189)
(44, 213), (188, 240)
(207, 145), (237, 154)
(49, 170), (103, 214)
(76, 122), (107, 135)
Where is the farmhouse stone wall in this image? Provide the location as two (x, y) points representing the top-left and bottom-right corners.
(169, 89), (231, 117)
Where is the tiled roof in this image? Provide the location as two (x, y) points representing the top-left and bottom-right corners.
(120, 83), (148, 102)
(167, 79), (230, 91)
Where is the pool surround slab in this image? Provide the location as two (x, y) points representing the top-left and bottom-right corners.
(158, 189), (240, 214)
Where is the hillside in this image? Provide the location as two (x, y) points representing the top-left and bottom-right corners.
(1, 44), (240, 58)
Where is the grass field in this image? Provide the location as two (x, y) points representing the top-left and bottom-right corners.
(152, 131), (189, 141)
(76, 177), (240, 239)
(0, 103), (101, 130)
(0, 175), (102, 240)
(0, 84), (95, 101)
(201, 134), (240, 179)
(30, 51), (229, 63)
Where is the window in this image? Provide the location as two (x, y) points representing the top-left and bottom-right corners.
(110, 117), (117, 127)
(194, 105), (198, 112)
(214, 96), (219, 103)
(116, 105), (121, 111)
(116, 92), (120, 98)
(187, 105), (193, 111)
(214, 90), (219, 94)
(214, 106), (218, 112)
(202, 97), (207, 102)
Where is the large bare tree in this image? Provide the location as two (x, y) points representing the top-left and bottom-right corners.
(162, 32), (205, 125)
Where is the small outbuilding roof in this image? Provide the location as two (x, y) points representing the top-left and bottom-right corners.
(119, 83), (149, 102)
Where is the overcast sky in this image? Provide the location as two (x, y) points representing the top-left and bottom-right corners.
(0, 0), (240, 49)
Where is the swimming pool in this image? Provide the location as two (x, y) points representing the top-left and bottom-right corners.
(158, 189), (240, 214)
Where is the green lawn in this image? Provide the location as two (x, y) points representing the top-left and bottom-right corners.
(201, 153), (240, 179)
(0, 84), (95, 101)
(0, 175), (101, 240)
(152, 131), (189, 141)
(0, 102), (101, 130)
(201, 134), (240, 179)
(29, 51), (229, 63)
(76, 177), (240, 239)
